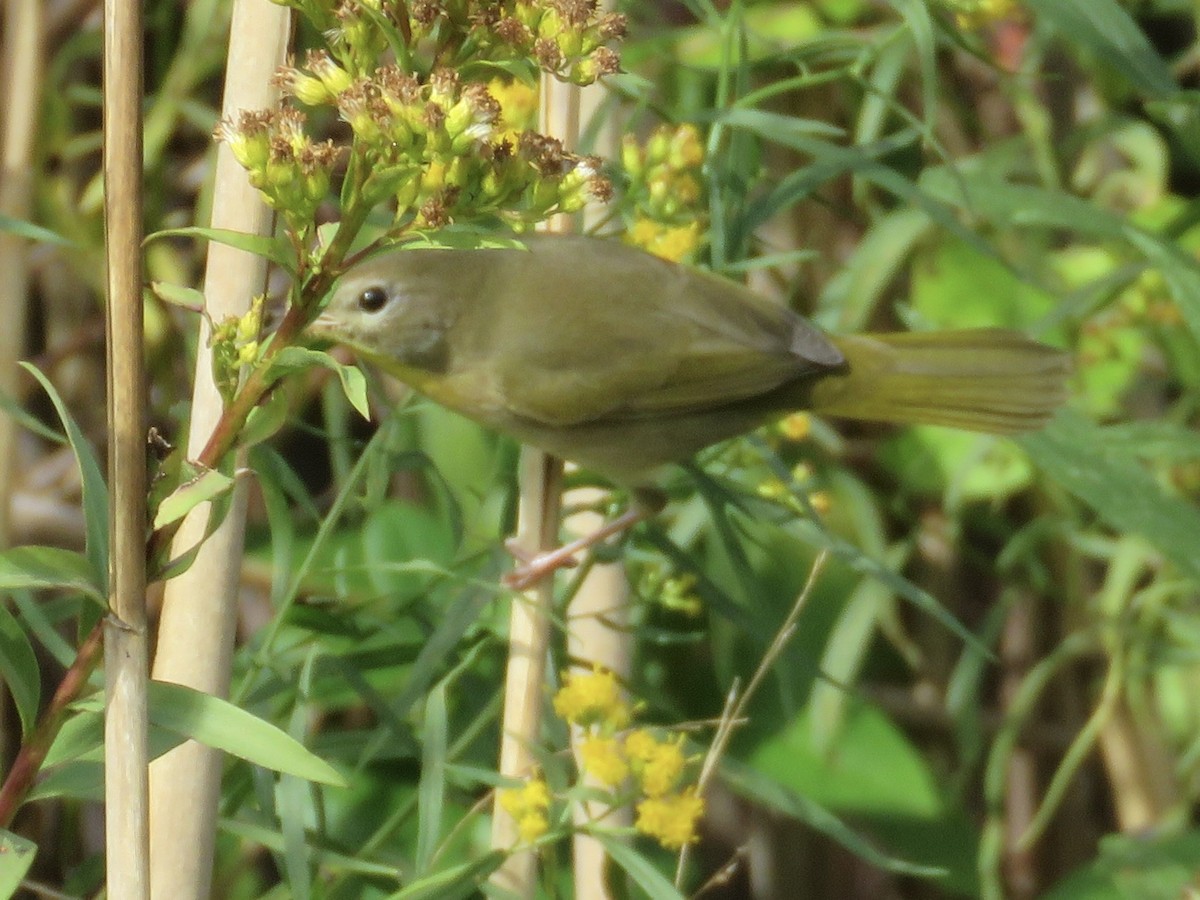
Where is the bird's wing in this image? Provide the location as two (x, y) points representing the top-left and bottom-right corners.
(493, 254), (844, 427)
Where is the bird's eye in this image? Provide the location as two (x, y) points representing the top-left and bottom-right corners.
(357, 286), (389, 313)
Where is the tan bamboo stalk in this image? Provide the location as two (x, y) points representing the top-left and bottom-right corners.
(102, 0), (150, 893)
(146, 1), (289, 896)
(0, 0), (40, 548)
(566, 55), (629, 900)
(489, 74), (579, 897)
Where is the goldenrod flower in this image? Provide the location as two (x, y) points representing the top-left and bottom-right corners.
(624, 218), (702, 263)
(498, 776), (551, 846)
(553, 668), (630, 729)
(779, 412), (811, 442)
(635, 788), (705, 850)
(635, 734), (686, 798)
(579, 735), (629, 787)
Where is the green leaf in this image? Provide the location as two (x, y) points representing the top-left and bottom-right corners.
(268, 346), (370, 419)
(1034, 0), (1177, 98)
(919, 169), (1128, 239)
(27, 760), (105, 803)
(21, 364), (110, 595)
(722, 759), (946, 877)
(592, 832), (686, 899)
(1125, 229), (1200, 345)
(0, 387), (71, 444)
(147, 681), (346, 786)
(1019, 412), (1200, 581)
(0, 213), (73, 246)
(241, 386), (292, 449)
(891, 0), (936, 129)
(151, 466), (236, 530)
(749, 698), (943, 819)
(0, 547), (104, 602)
(144, 226), (294, 270)
(0, 604), (40, 738)
(149, 281), (206, 312)
(415, 683), (448, 877)
(0, 829), (37, 897)
(1044, 830), (1200, 900)
(1091, 422), (1200, 462)
(385, 851), (505, 900)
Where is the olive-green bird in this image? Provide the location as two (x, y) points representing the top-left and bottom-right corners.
(311, 233), (1069, 581)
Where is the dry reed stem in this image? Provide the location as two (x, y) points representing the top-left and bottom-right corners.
(565, 53), (629, 899)
(489, 74), (580, 897)
(146, 1), (289, 896)
(102, 0), (150, 892)
(0, 0), (41, 548)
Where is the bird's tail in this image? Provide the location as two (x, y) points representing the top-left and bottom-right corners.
(807, 328), (1071, 434)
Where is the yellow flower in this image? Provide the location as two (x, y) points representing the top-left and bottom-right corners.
(553, 668), (630, 729)
(579, 735), (629, 787)
(516, 810), (548, 843)
(635, 789), (705, 850)
(808, 490), (832, 515)
(779, 412), (811, 442)
(624, 218), (702, 263)
(946, 0), (1019, 28)
(488, 77), (538, 140)
(623, 728), (659, 762)
(498, 776), (551, 846)
(637, 735), (686, 798)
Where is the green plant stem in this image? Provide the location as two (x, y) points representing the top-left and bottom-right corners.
(0, 620), (104, 827)
(0, 170), (371, 836)
(146, 196), (371, 574)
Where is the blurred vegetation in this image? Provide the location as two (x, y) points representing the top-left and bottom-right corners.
(1, 0), (1200, 897)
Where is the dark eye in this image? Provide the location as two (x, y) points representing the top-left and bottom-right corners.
(357, 286), (389, 313)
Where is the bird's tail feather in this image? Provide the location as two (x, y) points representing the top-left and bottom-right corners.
(809, 328), (1071, 434)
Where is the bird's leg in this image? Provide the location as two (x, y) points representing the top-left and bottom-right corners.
(503, 488), (667, 591)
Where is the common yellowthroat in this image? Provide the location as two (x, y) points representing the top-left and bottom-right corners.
(311, 233), (1069, 582)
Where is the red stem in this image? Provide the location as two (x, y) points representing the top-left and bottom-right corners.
(0, 621), (105, 828)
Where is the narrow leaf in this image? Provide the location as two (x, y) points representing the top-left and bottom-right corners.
(723, 760), (945, 877)
(593, 832), (686, 899)
(0, 213), (73, 246)
(0, 604), (40, 737)
(149, 281), (206, 312)
(148, 681), (346, 786)
(415, 683), (449, 877)
(1019, 412), (1200, 581)
(144, 226), (294, 270)
(1034, 0), (1177, 97)
(20, 364), (110, 593)
(386, 851), (505, 900)
(152, 467), (236, 530)
(0, 547), (103, 602)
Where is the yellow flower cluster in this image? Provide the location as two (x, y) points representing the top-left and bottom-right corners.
(622, 124), (707, 263)
(756, 461), (832, 516)
(554, 669), (705, 851)
(213, 109), (339, 231)
(553, 666), (630, 729)
(941, 0), (1020, 29)
(498, 776), (551, 844)
(406, 1), (627, 86)
(209, 295), (266, 401)
(218, 0), (622, 237)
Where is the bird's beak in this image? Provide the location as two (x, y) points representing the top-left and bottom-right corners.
(307, 311), (338, 337)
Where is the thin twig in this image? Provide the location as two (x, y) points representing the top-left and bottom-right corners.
(677, 551), (829, 887)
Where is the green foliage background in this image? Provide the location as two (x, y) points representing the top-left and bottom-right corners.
(2, 0), (1200, 897)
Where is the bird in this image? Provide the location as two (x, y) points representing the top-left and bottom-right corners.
(309, 232), (1070, 585)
